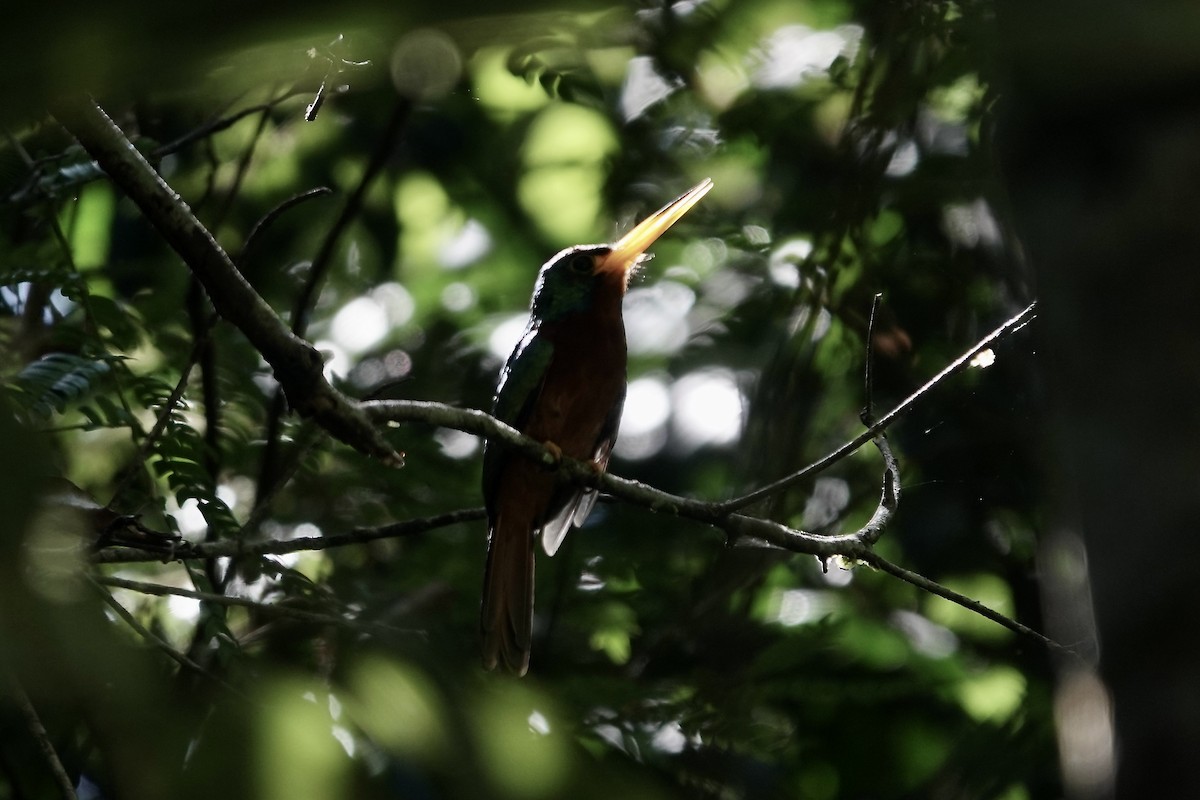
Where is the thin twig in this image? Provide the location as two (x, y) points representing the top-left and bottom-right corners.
(857, 292), (898, 547)
(97, 576), (416, 638)
(92, 507), (485, 564)
(209, 101), (272, 230)
(858, 551), (1070, 653)
(239, 187), (333, 265)
(89, 577), (244, 695)
(151, 91), (306, 159)
(257, 95), (413, 501)
(719, 301), (1037, 512)
(8, 677), (78, 799)
(289, 95), (413, 338)
(864, 292), (883, 417)
(242, 423), (327, 534)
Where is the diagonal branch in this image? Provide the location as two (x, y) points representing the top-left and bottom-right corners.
(360, 301), (1035, 534)
(719, 301), (1037, 512)
(8, 677), (78, 800)
(51, 98), (402, 468)
(89, 577), (244, 695)
(858, 551), (1071, 653)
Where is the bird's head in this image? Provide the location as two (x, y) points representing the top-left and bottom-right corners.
(529, 179), (713, 321)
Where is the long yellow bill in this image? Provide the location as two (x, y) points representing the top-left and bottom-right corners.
(598, 178), (713, 276)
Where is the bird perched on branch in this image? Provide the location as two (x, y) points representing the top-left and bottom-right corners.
(481, 179), (713, 675)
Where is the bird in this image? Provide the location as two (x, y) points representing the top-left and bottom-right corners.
(481, 178), (713, 675)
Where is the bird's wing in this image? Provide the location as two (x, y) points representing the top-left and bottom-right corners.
(541, 383), (625, 557)
(482, 320), (553, 513)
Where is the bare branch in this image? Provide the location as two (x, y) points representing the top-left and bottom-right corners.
(361, 401), (898, 557)
(359, 304), (1055, 651)
(51, 98), (402, 467)
(720, 301), (1037, 512)
(97, 576), (417, 638)
(92, 507), (485, 564)
(8, 677), (78, 799)
(151, 90), (307, 158)
(864, 291), (884, 416)
(259, 95), (413, 499)
(89, 577), (244, 695)
(290, 96), (413, 338)
(858, 551), (1072, 654)
(240, 187), (333, 264)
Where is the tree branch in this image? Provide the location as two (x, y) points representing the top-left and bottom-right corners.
(239, 187), (333, 265)
(718, 301), (1037, 512)
(258, 95), (413, 501)
(361, 399), (890, 557)
(858, 551), (1071, 653)
(359, 303), (1050, 647)
(290, 96), (413, 338)
(51, 98), (402, 468)
(151, 90), (307, 159)
(92, 507), (485, 564)
(89, 577), (243, 695)
(8, 677), (77, 800)
(97, 576), (417, 638)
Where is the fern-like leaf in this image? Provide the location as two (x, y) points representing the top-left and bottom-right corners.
(9, 352), (114, 418)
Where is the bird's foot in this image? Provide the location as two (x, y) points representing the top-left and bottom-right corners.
(541, 440), (563, 465)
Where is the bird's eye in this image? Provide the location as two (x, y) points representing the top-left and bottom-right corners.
(568, 254), (593, 275)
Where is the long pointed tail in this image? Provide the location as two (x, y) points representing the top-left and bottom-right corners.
(480, 511), (534, 676)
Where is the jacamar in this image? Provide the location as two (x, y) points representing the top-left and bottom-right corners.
(481, 178), (713, 675)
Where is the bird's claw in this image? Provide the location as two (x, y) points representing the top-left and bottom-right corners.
(541, 441), (563, 465)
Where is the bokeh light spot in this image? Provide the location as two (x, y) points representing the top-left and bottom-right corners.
(348, 656), (447, 761)
(439, 218), (492, 269)
(671, 369), (744, 449)
(441, 281), (476, 312)
(615, 376), (671, 460)
(470, 46), (551, 117)
(624, 281), (696, 355)
(519, 104), (619, 243)
(331, 297), (388, 355)
(958, 666), (1026, 722)
(488, 314), (530, 360)
(476, 688), (570, 797)
(434, 429), (480, 460)
(391, 29), (462, 100)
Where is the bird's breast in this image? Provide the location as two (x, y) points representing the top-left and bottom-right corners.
(524, 310), (627, 459)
